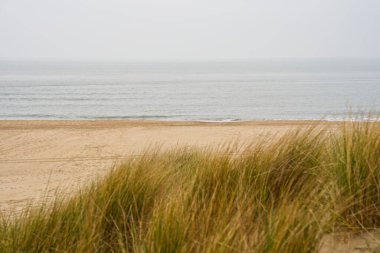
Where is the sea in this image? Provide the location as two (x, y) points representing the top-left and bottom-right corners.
(0, 59), (379, 121)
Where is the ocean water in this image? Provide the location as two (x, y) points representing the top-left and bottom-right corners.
(0, 59), (379, 121)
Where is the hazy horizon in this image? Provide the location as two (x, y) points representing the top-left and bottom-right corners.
(1, 0), (380, 121)
(1, 0), (380, 61)
(2, 57), (380, 63)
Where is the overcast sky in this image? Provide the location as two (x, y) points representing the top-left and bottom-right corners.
(0, 0), (379, 60)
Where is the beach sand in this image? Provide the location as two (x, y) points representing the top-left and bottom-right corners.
(2, 120), (380, 252)
(0, 120), (334, 212)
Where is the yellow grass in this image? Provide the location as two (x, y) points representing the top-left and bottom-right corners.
(0, 120), (379, 252)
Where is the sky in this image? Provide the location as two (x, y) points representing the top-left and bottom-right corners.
(0, 0), (379, 60)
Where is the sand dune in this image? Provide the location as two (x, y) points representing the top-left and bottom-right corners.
(2, 120), (380, 252)
(0, 120), (334, 213)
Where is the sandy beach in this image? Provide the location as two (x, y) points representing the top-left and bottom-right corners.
(0, 120), (337, 213)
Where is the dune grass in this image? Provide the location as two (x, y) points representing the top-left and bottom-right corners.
(0, 120), (379, 252)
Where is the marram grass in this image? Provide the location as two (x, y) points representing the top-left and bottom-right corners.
(0, 121), (379, 252)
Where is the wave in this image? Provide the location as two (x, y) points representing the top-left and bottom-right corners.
(0, 113), (377, 122)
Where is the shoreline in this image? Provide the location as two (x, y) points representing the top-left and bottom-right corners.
(0, 118), (341, 128)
